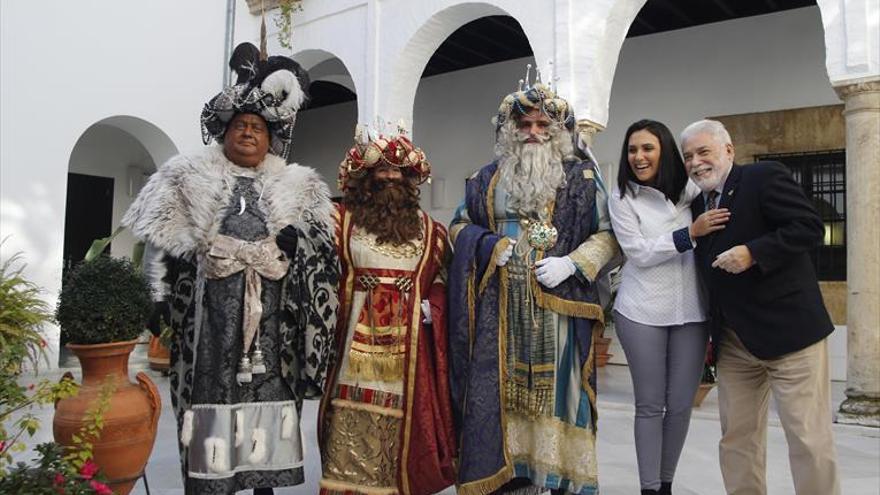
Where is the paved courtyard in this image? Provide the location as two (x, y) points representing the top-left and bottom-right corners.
(14, 342), (880, 494)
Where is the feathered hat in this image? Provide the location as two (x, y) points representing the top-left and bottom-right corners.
(200, 42), (310, 160)
(493, 63), (575, 133)
(337, 123), (431, 191)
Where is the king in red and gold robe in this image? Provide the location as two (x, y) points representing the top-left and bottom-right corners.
(318, 204), (456, 495)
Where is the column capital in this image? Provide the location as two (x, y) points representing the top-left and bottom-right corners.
(833, 78), (880, 100)
(576, 119), (605, 148)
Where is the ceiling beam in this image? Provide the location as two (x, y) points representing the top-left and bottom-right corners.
(710, 0), (737, 18)
(463, 27), (523, 56)
(633, 15), (657, 33)
(653, 0), (696, 26)
(442, 39), (496, 64)
(426, 50), (461, 68)
(485, 16), (527, 39)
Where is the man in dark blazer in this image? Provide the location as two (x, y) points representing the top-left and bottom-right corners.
(681, 119), (839, 495)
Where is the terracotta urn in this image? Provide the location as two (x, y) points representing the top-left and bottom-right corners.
(595, 336), (613, 368)
(53, 340), (161, 495)
(147, 335), (170, 373)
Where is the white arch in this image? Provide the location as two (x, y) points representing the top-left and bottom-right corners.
(559, 0), (647, 128)
(815, 0), (880, 86)
(308, 58), (358, 94)
(64, 115), (179, 262)
(382, 1), (553, 133)
(291, 48), (361, 112)
(286, 4), (368, 119)
(96, 115), (179, 168)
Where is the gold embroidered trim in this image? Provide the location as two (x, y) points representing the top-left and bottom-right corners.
(505, 412), (599, 484)
(479, 237), (511, 295)
(531, 287), (605, 322)
(506, 381), (554, 418)
(352, 323), (408, 336)
(567, 231), (619, 282)
(583, 323), (602, 423)
(455, 464), (514, 495)
(320, 478), (399, 495)
(486, 170), (501, 233)
(330, 398), (404, 418)
(349, 340), (407, 352)
(352, 230), (424, 259)
(345, 350), (405, 382)
(400, 214), (433, 495)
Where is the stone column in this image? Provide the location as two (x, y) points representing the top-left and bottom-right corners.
(576, 118), (605, 148)
(835, 79), (880, 427)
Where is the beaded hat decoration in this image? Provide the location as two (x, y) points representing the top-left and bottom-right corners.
(338, 122), (432, 191)
(200, 42), (310, 161)
(493, 63), (575, 133)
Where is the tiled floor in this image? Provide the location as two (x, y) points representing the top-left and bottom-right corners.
(12, 343), (880, 494)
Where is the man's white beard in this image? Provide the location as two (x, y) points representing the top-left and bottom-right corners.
(498, 138), (567, 219)
(690, 162), (730, 192)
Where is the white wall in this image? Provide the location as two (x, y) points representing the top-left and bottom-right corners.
(0, 0), (262, 363)
(591, 7), (840, 173)
(67, 124), (157, 260)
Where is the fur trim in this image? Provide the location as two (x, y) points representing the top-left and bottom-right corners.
(145, 245), (169, 302)
(248, 428), (267, 464)
(180, 410), (194, 447)
(234, 410), (244, 447)
(122, 145), (333, 257)
(281, 406), (295, 439)
(205, 437), (230, 473)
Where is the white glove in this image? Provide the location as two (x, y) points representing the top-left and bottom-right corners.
(496, 240), (516, 267)
(421, 300), (432, 324)
(534, 256), (577, 289)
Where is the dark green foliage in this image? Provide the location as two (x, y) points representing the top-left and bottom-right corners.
(56, 256), (152, 345)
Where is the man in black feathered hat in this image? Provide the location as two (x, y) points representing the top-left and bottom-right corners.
(123, 42), (338, 495)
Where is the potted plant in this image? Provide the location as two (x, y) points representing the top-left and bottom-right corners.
(693, 342), (716, 408)
(54, 255), (161, 495)
(0, 249), (112, 493)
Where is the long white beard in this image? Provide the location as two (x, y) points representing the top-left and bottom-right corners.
(498, 139), (567, 219)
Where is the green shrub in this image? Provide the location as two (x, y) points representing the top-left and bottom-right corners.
(55, 256), (152, 345)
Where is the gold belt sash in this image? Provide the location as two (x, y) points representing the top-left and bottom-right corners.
(204, 235), (288, 355)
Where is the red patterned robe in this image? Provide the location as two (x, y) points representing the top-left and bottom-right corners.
(318, 205), (456, 495)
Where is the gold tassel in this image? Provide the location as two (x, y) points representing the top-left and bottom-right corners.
(346, 350), (404, 382)
(456, 464), (514, 495)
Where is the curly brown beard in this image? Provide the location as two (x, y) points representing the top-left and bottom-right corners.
(343, 173), (422, 246)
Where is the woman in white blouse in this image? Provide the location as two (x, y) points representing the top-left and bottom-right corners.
(608, 120), (729, 495)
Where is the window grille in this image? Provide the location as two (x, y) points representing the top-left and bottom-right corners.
(754, 150), (846, 281)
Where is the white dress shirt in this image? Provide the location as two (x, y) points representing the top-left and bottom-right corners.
(608, 180), (707, 326)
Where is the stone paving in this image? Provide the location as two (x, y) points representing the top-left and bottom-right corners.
(12, 342), (880, 494)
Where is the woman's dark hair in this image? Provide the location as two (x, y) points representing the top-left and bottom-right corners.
(617, 119), (688, 202)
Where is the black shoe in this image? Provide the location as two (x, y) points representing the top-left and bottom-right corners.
(658, 481), (672, 494)
(641, 490), (660, 495)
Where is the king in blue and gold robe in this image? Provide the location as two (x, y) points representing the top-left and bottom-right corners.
(448, 158), (618, 495)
